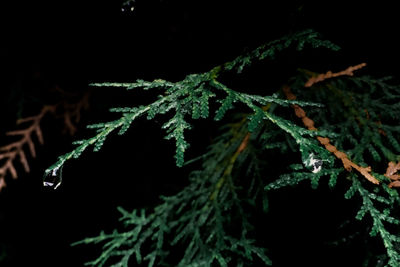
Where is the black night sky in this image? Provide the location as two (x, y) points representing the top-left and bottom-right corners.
(0, 1), (399, 266)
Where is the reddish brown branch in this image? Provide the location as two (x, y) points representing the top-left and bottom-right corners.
(385, 162), (400, 188)
(0, 105), (55, 190)
(304, 63), (367, 87)
(237, 133), (251, 154)
(0, 91), (90, 191)
(61, 92), (90, 135)
(288, 64), (400, 187)
(282, 85), (380, 185)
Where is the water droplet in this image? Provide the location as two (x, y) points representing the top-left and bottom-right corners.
(43, 181), (54, 187)
(52, 166), (59, 176)
(121, 0), (136, 13)
(305, 153), (323, 173)
(311, 160), (323, 173)
(43, 166), (63, 190)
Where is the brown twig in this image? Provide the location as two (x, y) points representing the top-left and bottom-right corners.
(304, 63), (367, 87)
(288, 64), (400, 187)
(385, 161), (400, 188)
(0, 105), (56, 190)
(282, 85), (380, 185)
(61, 92), (90, 135)
(0, 91), (91, 191)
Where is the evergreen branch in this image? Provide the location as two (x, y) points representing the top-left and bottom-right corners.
(292, 69), (400, 169)
(45, 103), (154, 175)
(270, 66), (400, 264)
(73, 120), (271, 266)
(211, 78), (337, 177)
(90, 79), (175, 91)
(51, 30), (400, 266)
(345, 176), (400, 266)
(47, 30), (335, 173)
(47, 23), (400, 266)
(282, 84), (380, 184)
(265, 167), (343, 191)
(223, 29), (340, 73)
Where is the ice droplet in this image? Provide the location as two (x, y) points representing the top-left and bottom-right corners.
(305, 153), (323, 173)
(43, 166), (63, 190)
(121, 0), (135, 13)
(52, 166), (59, 176)
(311, 161), (323, 173)
(43, 181), (54, 187)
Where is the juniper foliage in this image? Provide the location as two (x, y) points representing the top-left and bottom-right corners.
(45, 29), (334, 171)
(47, 29), (400, 266)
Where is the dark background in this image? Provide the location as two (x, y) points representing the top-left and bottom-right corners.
(0, 1), (399, 266)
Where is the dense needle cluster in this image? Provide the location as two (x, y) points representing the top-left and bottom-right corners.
(44, 30), (400, 266)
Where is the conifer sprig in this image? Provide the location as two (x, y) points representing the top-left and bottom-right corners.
(345, 176), (400, 266)
(265, 64), (400, 266)
(46, 28), (400, 266)
(72, 120), (272, 267)
(291, 66), (400, 178)
(46, 30), (334, 174)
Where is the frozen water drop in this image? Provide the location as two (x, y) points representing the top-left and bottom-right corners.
(43, 181), (54, 187)
(121, 0), (135, 13)
(311, 160), (323, 173)
(52, 166), (60, 176)
(43, 166), (63, 190)
(305, 153), (323, 173)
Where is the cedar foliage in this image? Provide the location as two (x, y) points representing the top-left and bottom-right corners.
(44, 28), (400, 266)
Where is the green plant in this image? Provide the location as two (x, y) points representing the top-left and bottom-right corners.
(46, 29), (400, 266)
